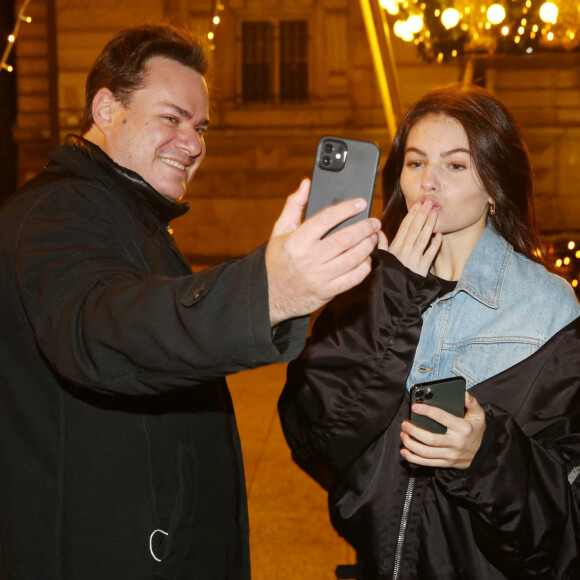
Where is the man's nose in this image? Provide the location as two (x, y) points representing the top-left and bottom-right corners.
(176, 129), (204, 158)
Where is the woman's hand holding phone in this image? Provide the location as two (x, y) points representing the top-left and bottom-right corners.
(386, 198), (442, 277)
(400, 391), (486, 469)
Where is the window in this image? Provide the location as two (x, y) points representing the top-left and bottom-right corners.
(242, 19), (308, 103)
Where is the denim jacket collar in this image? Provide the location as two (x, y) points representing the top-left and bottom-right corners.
(438, 225), (512, 310)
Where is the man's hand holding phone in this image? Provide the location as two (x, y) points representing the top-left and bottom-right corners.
(400, 389), (486, 470)
(266, 178), (381, 327)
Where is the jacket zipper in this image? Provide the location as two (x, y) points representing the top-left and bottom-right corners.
(393, 472), (416, 580)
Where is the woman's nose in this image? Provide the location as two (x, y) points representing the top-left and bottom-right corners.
(420, 165), (439, 191)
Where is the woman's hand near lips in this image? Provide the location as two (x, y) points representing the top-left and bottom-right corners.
(378, 198), (442, 277)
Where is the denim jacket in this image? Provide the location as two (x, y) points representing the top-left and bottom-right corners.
(406, 225), (580, 390)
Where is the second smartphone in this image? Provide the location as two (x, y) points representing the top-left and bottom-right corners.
(410, 377), (466, 434)
(304, 136), (381, 235)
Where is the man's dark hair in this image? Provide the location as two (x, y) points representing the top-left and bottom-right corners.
(382, 84), (542, 262)
(81, 24), (209, 134)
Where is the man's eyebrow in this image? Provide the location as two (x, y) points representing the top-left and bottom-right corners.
(161, 102), (210, 126)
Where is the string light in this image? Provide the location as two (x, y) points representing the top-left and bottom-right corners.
(1, 0), (33, 74)
(207, 1), (225, 51)
(544, 234), (580, 298)
(385, 0), (580, 62)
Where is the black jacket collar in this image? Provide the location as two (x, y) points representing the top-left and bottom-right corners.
(48, 135), (190, 232)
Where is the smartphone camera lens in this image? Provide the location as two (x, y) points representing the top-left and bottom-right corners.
(323, 142), (334, 154)
(321, 155), (332, 167)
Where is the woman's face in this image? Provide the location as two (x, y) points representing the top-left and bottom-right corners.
(399, 114), (493, 238)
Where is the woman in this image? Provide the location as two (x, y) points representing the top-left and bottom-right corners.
(278, 85), (580, 579)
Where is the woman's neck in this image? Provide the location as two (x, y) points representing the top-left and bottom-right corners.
(432, 223), (487, 281)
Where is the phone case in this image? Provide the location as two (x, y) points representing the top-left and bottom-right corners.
(410, 377), (466, 434)
(304, 136), (380, 234)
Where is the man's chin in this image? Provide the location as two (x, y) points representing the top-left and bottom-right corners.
(156, 183), (186, 202)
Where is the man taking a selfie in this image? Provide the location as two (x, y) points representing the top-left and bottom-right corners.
(0, 24), (380, 579)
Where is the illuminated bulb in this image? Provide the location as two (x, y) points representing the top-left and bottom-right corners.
(539, 2), (558, 24)
(515, 35), (521, 43)
(441, 8), (460, 29)
(1, 63), (14, 72)
(452, 49), (458, 57)
(568, 241), (575, 250)
(393, 19), (414, 41)
(487, 4), (506, 25)
(573, 280), (579, 288)
(547, 31), (554, 40)
(518, 27), (525, 34)
(380, 0), (400, 15)
(208, 32), (215, 40)
(434, 9), (441, 17)
(213, 16), (220, 25)
(407, 14), (424, 33)
(501, 26), (509, 35)
(521, 18), (527, 26)
(532, 24), (539, 32)
(20, 15), (32, 23)
(564, 257), (571, 265)
(556, 259), (563, 267)
(485, 22), (492, 30)
(8, 34), (15, 43)
(437, 52), (444, 63)
(575, 250), (580, 258)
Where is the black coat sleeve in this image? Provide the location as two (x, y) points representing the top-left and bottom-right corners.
(278, 250), (440, 489)
(15, 183), (309, 395)
(435, 320), (580, 578)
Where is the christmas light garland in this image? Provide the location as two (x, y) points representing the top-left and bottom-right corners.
(1, 0), (33, 74)
(381, 0), (579, 62)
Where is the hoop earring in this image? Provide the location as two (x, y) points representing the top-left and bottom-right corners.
(489, 203), (496, 215)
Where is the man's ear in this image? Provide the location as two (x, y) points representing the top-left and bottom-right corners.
(91, 88), (118, 132)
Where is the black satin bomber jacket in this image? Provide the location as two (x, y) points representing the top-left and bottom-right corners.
(279, 251), (580, 580)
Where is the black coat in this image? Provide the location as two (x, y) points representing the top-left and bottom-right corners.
(0, 136), (308, 580)
(279, 251), (580, 580)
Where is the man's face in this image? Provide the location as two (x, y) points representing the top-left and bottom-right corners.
(103, 56), (210, 201)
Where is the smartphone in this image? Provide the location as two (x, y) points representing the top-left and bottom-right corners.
(304, 136), (381, 235)
(410, 377), (466, 434)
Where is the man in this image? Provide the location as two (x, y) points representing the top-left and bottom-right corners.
(0, 25), (380, 579)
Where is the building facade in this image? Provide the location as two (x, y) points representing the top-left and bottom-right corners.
(8, 0), (580, 269)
